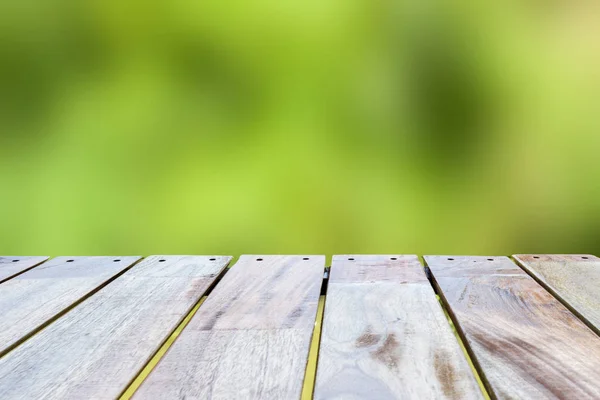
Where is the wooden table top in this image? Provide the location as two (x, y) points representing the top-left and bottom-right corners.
(0, 254), (598, 400)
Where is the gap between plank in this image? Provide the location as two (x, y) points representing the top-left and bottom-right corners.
(301, 295), (326, 400)
(510, 255), (600, 339)
(119, 296), (208, 400)
(435, 294), (491, 400)
(0, 257), (145, 360)
(0, 257), (49, 285)
(425, 264), (494, 400)
(119, 263), (231, 399)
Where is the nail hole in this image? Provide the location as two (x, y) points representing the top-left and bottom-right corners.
(303, 257), (309, 260)
(487, 258), (494, 261)
(113, 259), (120, 262)
(256, 258), (263, 261)
(348, 258), (355, 261)
(533, 256), (540, 259)
(390, 257), (397, 260)
(12, 260), (19, 262)
(448, 258), (454, 261)
(209, 258), (216, 261)
(582, 256), (589, 259)
(66, 260), (74, 263)
(159, 259), (166, 262)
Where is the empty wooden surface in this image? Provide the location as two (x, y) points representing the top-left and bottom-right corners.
(134, 255), (324, 400)
(0, 256), (48, 283)
(514, 254), (600, 335)
(314, 255), (482, 400)
(426, 256), (600, 399)
(0, 256), (230, 400)
(0, 256), (139, 356)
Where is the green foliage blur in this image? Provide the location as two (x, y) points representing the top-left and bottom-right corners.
(1, 1), (600, 257)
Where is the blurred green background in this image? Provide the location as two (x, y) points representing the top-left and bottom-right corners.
(1, 1), (599, 257)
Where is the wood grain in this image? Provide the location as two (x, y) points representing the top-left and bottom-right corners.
(0, 255), (231, 400)
(134, 255), (325, 400)
(426, 255), (600, 399)
(314, 255), (482, 400)
(0, 256), (140, 356)
(0, 256), (48, 283)
(514, 254), (600, 336)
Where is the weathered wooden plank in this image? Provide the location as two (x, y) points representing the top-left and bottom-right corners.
(425, 255), (600, 399)
(0, 256), (140, 356)
(0, 256), (48, 283)
(133, 255), (324, 400)
(0, 255), (230, 400)
(314, 255), (482, 400)
(514, 254), (600, 336)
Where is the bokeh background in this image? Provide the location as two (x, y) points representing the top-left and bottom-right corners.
(1, 1), (599, 257)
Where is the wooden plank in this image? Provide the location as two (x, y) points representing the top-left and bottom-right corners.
(314, 255), (482, 400)
(0, 255), (231, 400)
(425, 255), (600, 399)
(0, 256), (140, 356)
(133, 255), (324, 400)
(0, 256), (48, 283)
(514, 254), (600, 336)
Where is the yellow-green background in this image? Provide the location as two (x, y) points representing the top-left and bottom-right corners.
(1, 1), (599, 256)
